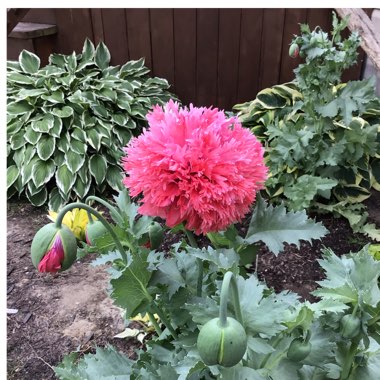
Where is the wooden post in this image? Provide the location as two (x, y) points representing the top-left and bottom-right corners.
(335, 8), (380, 72)
(7, 8), (30, 35)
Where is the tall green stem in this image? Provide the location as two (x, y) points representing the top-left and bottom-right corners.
(219, 271), (244, 327)
(55, 202), (130, 265)
(340, 335), (361, 380)
(184, 229), (203, 297)
(147, 312), (162, 335)
(85, 195), (124, 225)
(55, 202), (177, 339)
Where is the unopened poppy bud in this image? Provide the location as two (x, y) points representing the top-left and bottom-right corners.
(31, 223), (77, 273)
(289, 43), (299, 58)
(85, 220), (108, 246)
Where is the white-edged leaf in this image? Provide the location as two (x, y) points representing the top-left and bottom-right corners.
(48, 187), (67, 211)
(7, 100), (34, 115)
(7, 72), (34, 85)
(66, 151), (85, 173)
(89, 155), (107, 185)
(50, 117), (63, 138)
(56, 163), (76, 194)
(31, 114), (54, 133)
(87, 128), (101, 151)
(21, 156), (39, 185)
(36, 135), (56, 160)
(32, 159), (56, 188)
(73, 174), (92, 199)
(244, 195), (327, 255)
(95, 41), (111, 70)
(26, 186), (47, 206)
(106, 165), (124, 191)
(7, 165), (19, 189)
(81, 38), (95, 62)
(24, 127), (41, 144)
(19, 50), (40, 74)
(51, 106), (74, 118)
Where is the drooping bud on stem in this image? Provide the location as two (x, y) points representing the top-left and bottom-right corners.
(197, 271), (247, 367)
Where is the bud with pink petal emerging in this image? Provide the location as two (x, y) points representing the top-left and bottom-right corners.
(31, 223), (77, 273)
(85, 220), (108, 246)
(289, 43), (299, 58)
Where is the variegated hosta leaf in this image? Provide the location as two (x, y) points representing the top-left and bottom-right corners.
(56, 164), (76, 194)
(89, 154), (107, 185)
(32, 159), (56, 188)
(48, 187), (67, 212)
(26, 186), (47, 207)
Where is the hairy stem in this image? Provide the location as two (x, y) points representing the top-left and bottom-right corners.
(184, 229), (203, 297)
(55, 202), (130, 265)
(85, 195), (124, 225)
(147, 311), (162, 335)
(219, 271), (244, 327)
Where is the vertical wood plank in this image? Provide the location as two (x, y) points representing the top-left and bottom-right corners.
(90, 9), (104, 45)
(101, 9), (129, 64)
(279, 8), (307, 84)
(54, 9), (93, 54)
(173, 9), (196, 105)
(307, 8), (332, 32)
(237, 9), (264, 103)
(259, 9), (286, 90)
(196, 9), (219, 107)
(125, 8), (152, 69)
(33, 34), (57, 64)
(217, 9), (241, 110)
(150, 9), (175, 86)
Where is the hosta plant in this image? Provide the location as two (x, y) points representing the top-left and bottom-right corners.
(30, 102), (380, 378)
(234, 12), (380, 240)
(7, 39), (175, 210)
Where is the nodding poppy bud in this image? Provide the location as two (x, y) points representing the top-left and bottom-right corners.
(31, 223), (77, 273)
(197, 317), (247, 367)
(289, 43), (299, 58)
(287, 338), (312, 362)
(148, 222), (163, 250)
(340, 314), (361, 339)
(85, 220), (108, 246)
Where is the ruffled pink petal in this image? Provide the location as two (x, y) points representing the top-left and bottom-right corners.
(123, 100), (268, 235)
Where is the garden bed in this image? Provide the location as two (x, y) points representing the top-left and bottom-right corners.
(7, 191), (380, 379)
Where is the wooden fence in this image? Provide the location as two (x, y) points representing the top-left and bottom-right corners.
(7, 8), (371, 110)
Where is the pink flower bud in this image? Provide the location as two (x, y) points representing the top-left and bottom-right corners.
(31, 223), (77, 273)
(289, 43), (299, 58)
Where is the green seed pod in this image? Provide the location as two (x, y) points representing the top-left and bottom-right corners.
(287, 338), (312, 362)
(31, 223), (77, 273)
(197, 317), (247, 367)
(85, 220), (108, 246)
(340, 314), (361, 339)
(148, 221), (164, 250)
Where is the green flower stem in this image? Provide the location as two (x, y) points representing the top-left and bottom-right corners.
(340, 335), (361, 380)
(147, 311), (162, 335)
(85, 196), (124, 225)
(259, 334), (283, 369)
(56, 202), (178, 339)
(150, 302), (178, 339)
(219, 271), (244, 327)
(184, 229), (203, 297)
(55, 202), (130, 265)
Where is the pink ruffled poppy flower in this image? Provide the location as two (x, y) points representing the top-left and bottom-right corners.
(123, 100), (268, 235)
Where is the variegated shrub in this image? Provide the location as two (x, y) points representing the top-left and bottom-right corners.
(7, 39), (175, 210)
(234, 13), (380, 240)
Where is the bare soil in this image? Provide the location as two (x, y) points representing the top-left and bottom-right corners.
(7, 192), (380, 379)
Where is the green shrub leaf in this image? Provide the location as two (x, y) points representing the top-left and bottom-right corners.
(66, 151), (85, 173)
(51, 106), (74, 118)
(7, 165), (19, 189)
(36, 135), (56, 160)
(31, 114), (54, 133)
(19, 50), (40, 74)
(32, 159), (56, 188)
(7, 101), (33, 115)
(95, 41), (111, 70)
(89, 155), (107, 185)
(56, 164), (76, 194)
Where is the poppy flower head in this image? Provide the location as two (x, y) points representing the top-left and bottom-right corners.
(123, 100), (267, 235)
